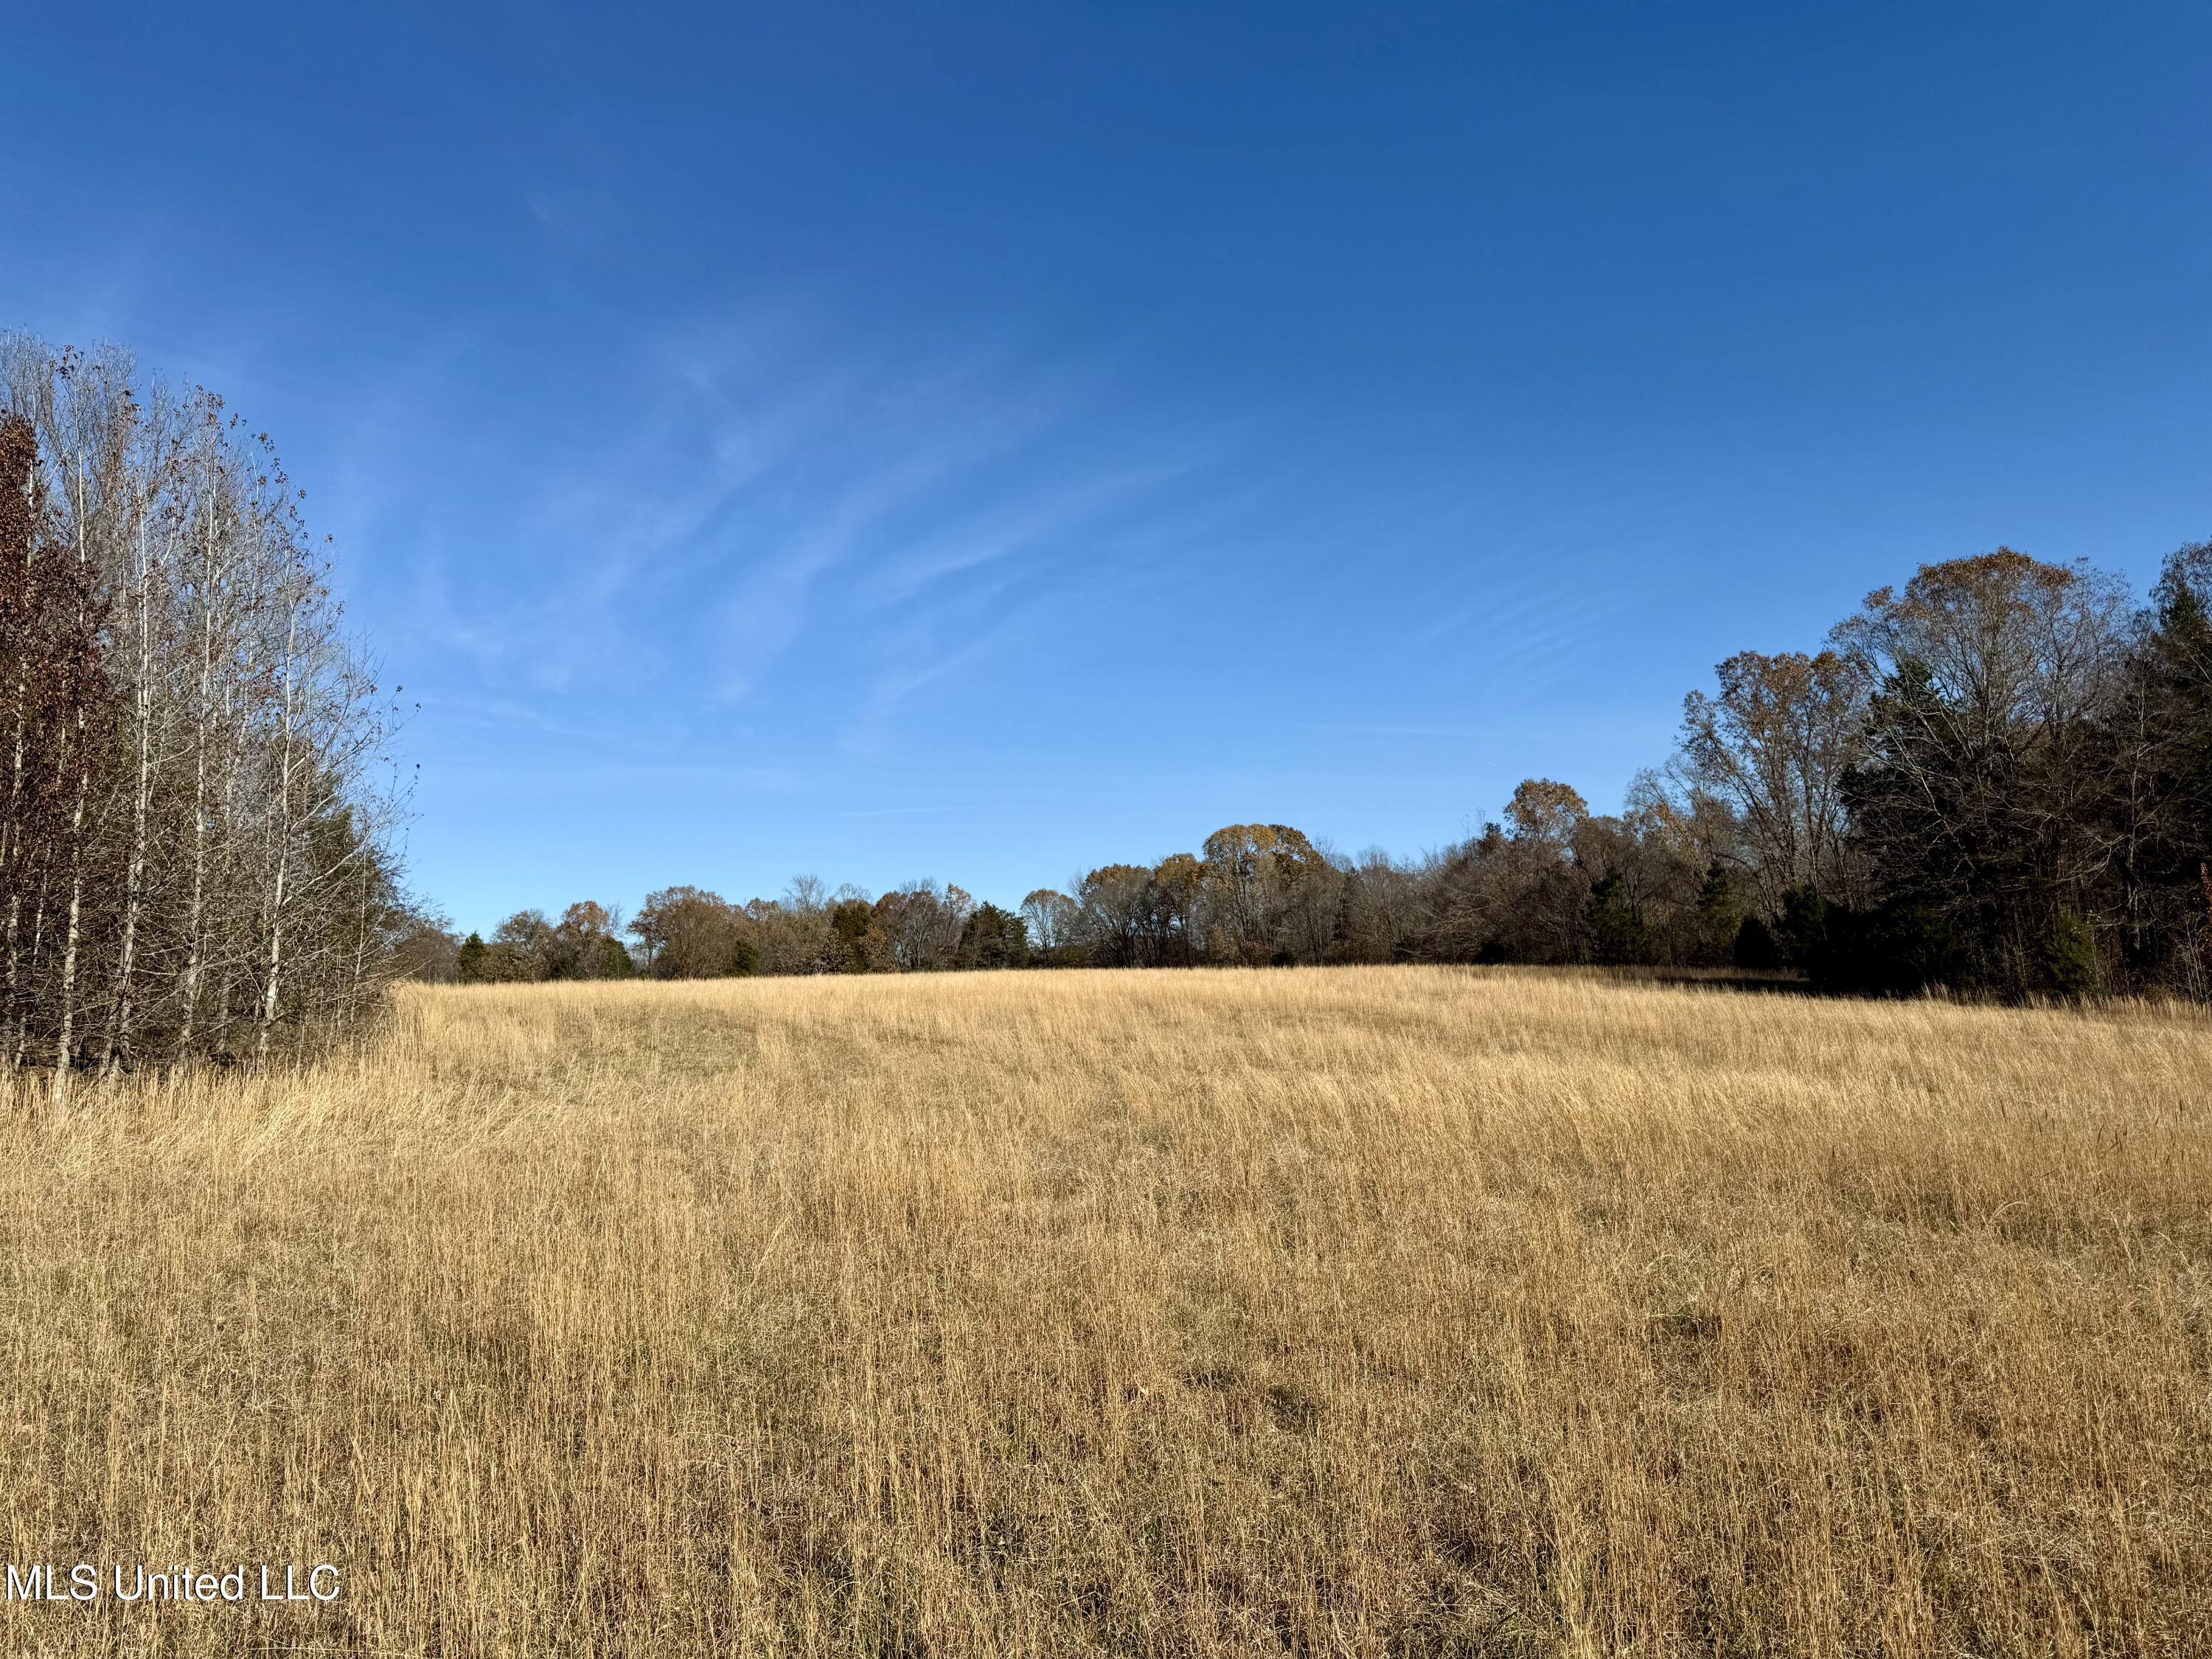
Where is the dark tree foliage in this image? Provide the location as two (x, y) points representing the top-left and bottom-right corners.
(824, 899), (876, 973)
(1833, 551), (2164, 995)
(1694, 863), (1742, 967)
(2121, 540), (2212, 987)
(956, 902), (1028, 969)
(1732, 916), (1782, 971)
(1585, 873), (1655, 966)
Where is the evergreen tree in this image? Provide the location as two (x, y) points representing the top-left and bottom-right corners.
(1694, 862), (1740, 966)
(956, 902), (1028, 969)
(1732, 916), (1782, 970)
(1585, 873), (1654, 966)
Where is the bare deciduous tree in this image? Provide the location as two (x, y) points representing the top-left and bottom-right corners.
(0, 333), (409, 1082)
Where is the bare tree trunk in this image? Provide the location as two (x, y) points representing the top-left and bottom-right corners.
(1, 895), (18, 1074)
(15, 884), (44, 1071)
(51, 447), (96, 1108)
(49, 751), (87, 1106)
(207, 646), (254, 1060)
(101, 516), (155, 1076)
(176, 481), (221, 1065)
(348, 846), (373, 1043)
(256, 606), (300, 1068)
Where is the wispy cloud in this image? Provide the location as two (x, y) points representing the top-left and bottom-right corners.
(828, 804), (981, 819)
(321, 296), (1654, 811)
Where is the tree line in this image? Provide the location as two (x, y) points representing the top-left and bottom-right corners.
(431, 540), (2212, 1002)
(13, 324), (2201, 1034)
(1, 335), (407, 1093)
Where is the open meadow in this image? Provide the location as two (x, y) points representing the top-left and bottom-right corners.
(0, 966), (2207, 1656)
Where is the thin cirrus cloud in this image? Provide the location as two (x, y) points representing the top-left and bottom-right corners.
(392, 310), (1216, 723)
(693, 347), (1217, 713)
(363, 296), (1643, 821)
(342, 301), (1279, 817)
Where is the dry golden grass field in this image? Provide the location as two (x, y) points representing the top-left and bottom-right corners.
(0, 967), (2207, 1657)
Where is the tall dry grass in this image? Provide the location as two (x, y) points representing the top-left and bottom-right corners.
(0, 967), (2205, 1655)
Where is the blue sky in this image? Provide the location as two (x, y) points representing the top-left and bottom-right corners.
(4, 4), (2206, 931)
